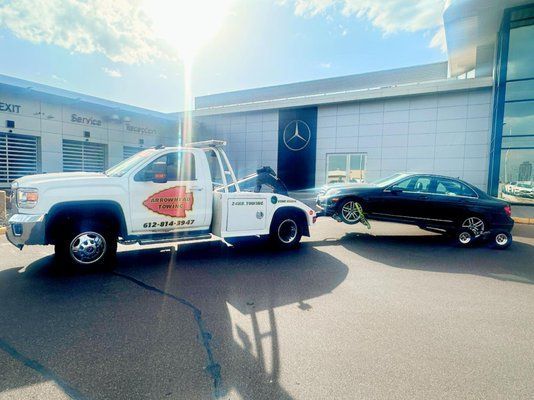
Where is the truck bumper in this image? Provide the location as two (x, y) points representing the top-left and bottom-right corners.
(6, 214), (46, 248)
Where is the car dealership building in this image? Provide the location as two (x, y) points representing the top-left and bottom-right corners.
(1, 0), (533, 204)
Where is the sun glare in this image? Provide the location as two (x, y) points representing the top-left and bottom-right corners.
(143, 0), (234, 61)
(143, 0), (234, 144)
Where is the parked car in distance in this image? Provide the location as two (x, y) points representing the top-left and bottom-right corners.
(316, 173), (514, 249)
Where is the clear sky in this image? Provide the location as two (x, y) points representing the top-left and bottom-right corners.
(0, 0), (447, 113)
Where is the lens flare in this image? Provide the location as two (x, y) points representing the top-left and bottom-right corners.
(143, 0), (234, 144)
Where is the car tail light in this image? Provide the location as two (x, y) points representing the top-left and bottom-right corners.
(504, 205), (512, 217)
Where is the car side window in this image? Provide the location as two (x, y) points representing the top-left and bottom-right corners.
(392, 177), (414, 190)
(391, 176), (431, 192)
(411, 177), (432, 193)
(434, 178), (476, 197)
(134, 151), (196, 182)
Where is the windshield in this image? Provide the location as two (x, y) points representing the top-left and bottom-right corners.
(105, 149), (157, 177)
(371, 173), (409, 187)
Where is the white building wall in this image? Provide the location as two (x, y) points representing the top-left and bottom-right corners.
(197, 110), (279, 178)
(315, 88), (492, 190)
(0, 91), (177, 180)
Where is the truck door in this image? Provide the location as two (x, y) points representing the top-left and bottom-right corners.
(128, 150), (211, 235)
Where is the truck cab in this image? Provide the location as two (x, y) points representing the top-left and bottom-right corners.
(7, 140), (316, 268)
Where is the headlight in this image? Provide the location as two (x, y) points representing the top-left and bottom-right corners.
(16, 188), (39, 208)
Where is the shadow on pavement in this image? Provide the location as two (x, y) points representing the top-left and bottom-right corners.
(0, 240), (348, 400)
(313, 231), (534, 284)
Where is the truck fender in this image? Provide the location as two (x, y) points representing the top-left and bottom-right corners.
(45, 200), (127, 244)
(271, 206), (310, 237)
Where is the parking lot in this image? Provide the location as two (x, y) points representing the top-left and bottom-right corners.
(0, 219), (533, 400)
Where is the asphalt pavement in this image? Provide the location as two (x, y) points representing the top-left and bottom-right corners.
(0, 220), (533, 400)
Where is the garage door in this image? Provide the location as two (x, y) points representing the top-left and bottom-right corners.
(63, 140), (107, 172)
(0, 132), (40, 186)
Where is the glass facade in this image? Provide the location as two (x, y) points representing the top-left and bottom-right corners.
(326, 153), (366, 184)
(489, 4), (534, 204)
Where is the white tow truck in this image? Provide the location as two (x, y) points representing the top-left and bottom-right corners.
(7, 140), (316, 268)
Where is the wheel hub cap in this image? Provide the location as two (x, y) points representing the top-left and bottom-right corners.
(70, 232), (106, 264)
(459, 232), (471, 244)
(341, 201), (361, 223)
(495, 233), (508, 246)
(278, 219), (297, 244)
(462, 217), (484, 236)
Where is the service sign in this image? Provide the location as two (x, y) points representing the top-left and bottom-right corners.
(143, 186), (194, 217)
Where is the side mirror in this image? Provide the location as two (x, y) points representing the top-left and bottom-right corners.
(148, 162), (168, 183)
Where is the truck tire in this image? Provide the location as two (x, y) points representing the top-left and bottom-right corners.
(55, 221), (117, 270)
(269, 212), (303, 250)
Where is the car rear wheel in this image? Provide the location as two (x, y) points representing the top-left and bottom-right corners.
(490, 230), (512, 250)
(338, 199), (363, 225)
(55, 222), (117, 270)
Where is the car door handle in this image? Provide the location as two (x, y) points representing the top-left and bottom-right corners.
(190, 185), (204, 191)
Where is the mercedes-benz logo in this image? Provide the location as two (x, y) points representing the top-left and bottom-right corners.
(283, 120), (311, 152)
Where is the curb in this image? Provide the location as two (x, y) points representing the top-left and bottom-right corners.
(512, 217), (534, 225)
(0, 226), (6, 235)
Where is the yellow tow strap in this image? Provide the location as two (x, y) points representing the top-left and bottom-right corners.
(355, 202), (371, 230)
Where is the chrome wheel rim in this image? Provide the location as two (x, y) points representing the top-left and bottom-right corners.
(341, 201), (361, 223)
(462, 217), (484, 236)
(495, 233), (508, 246)
(70, 232), (107, 264)
(459, 232), (472, 244)
(278, 219), (298, 244)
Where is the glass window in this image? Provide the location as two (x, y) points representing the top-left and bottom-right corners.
(506, 24), (534, 80)
(371, 173), (408, 187)
(502, 136), (534, 148)
(392, 177), (414, 190)
(434, 178), (477, 197)
(106, 149), (157, 177)
(326, 153), (367, 184)
(504, 80), (534, 102)
(348, 154), (365, 183)
(391, 176), (431, 192)
(135, 151), (196, 182)
(411, 177), (432, 193)
(503, 101), (534, 135)
(498, 148), (534, 204)
(490, 5), (534, 205)
(326, 154), (347, 184)
(204, 149), (223, 184)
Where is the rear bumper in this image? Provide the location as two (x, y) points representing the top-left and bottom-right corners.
(6, 214), (46, 248)
(489, 214), (514, 232)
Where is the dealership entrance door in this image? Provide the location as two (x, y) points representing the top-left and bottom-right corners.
(277, 107), (317, 190)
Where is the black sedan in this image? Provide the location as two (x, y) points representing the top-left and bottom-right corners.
(316, 173), (514, 249)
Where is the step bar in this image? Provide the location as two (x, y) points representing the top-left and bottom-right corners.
(121, 231), (214, 246)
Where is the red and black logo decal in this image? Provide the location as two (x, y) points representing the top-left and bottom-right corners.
(143, 186), (194, 218)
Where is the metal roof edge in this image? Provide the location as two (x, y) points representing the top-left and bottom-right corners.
(0, 74), (177, 121)
(192, 76), (493, 116)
